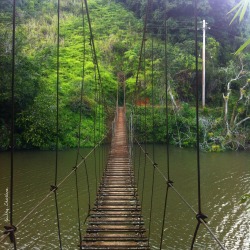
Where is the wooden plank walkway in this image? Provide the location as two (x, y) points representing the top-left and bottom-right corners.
(81, 107), (149, 250)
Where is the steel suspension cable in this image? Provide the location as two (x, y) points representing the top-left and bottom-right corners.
(133, 0), (153, 107)
(136, 138), (142, 202)
(134, 108), (142, 206)
(159, 185), (170, 249)
(73, 0), (87, 246)
(94, 67), (99, 183)
(139, 41), (148, 232)
(159, 8), (172, 249)
(93, 65), (98, 193)
(132, 111), (136, 170)
(191, 0), (200, 246)
(52, 0), (62, 248)
(74, 170), (82, 248)
(4, 0), (18, 247)
(83, 158), (91, 222)
(75, 0), (87, 185)
(89, 37), (97, 193)
(99, 96), (103, 180)
(134, 0), (153, 203)
(136, 99), (142, 187)
(10, 0), (16, 230)
(150, 33), (156, 171)
(131, 0), (148, 188)
(148, 33), (156, 242)
(164, 14), (171, 184)
(84, 0), (105, 192)
(101, 89), (105, 175)
(83, 0), (102, 87)
(98, 77), (102, 180)
(190, 1), (208, 248)
(194, 0), (202, 218)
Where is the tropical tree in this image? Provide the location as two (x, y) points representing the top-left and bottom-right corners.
(228, 0), (250, 54)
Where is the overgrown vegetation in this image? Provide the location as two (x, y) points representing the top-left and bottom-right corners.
(0, 0), (249, 151)
(121, 0), (250, 151)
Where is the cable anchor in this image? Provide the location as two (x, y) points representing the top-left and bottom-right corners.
(153, 163), (158, 168)
(4, 225), (16, 243)
(167, 180), (174, 187)
(196, 213), (208, 223)
(50, 185), (58, 192)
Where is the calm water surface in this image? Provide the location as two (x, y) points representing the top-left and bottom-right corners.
(0, 145), (249, 249)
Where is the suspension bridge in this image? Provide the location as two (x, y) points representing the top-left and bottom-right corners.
(1, 102), (226, 250)
(81, 107), (149, 249)
(1, 0), (230, 249)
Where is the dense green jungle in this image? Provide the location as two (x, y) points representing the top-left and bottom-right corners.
(0, 0), (250, 151)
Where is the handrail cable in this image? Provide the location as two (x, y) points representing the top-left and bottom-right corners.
(52, 0), (62, 248)
(134, 138), (225, 249)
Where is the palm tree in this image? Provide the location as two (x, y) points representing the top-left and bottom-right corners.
(228, 0), (250, 54)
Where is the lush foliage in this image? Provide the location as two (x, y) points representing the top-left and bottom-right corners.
(0, 0), (127, 149)
(122, 0), (250, 151)
(0, 0), (249, 151)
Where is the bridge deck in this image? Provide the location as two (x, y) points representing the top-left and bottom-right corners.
(81, 107), (149, 249)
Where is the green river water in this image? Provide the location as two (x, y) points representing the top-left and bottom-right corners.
(0, 145), (249, 249)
